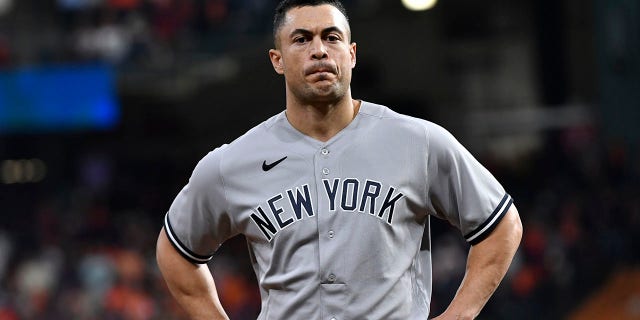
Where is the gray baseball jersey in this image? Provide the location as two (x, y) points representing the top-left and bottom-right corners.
(164, 101), (513, 320)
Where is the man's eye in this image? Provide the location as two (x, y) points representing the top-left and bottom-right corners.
(294, 37), (307, 43)
(327, 35), (340, 41)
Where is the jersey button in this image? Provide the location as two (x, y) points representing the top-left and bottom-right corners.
(322, 168), (330, 175)
(328, 230), (334, 238)
(321, 148), (329, 155)
(328, 274), (336, 282)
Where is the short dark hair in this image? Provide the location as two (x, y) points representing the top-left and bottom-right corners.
(273, 0), (350, 46)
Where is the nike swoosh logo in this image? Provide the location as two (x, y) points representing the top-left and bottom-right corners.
(262, 156), (287, 171)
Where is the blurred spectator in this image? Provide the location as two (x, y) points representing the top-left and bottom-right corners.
(14, 247), (63, 318)
(108, 0), (141, 11)
(75, 9), (132, 63)
(104, 249), (155, 320)
(148, 0), (193, 42)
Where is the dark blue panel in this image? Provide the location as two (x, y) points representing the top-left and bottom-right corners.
(0, 64), (119, 133)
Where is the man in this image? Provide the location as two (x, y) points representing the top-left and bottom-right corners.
(156, 0), (523, 319)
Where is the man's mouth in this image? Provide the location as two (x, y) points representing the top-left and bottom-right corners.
(306, 64), (337, 76)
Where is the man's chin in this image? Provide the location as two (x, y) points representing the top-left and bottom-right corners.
(293, 82), (347, 103)
(302, 91), (342, 104)
(311, 86), (343, 100)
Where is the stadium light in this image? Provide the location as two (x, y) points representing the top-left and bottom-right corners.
(1, 159), (47, 184)
(401, 0), (437, 11)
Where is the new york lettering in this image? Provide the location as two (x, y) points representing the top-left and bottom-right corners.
(250, 179), (404, 241)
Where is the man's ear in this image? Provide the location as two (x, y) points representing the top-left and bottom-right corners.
(350, 42), (357, 69)
(269, 49), (285, 75)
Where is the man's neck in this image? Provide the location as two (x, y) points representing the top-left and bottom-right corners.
(285, 96), (361, 142)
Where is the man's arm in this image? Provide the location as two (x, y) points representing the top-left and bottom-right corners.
(433, 205), (523, 320)
(156, 227), (229, 320)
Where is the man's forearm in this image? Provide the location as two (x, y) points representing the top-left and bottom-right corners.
(435, 206), (523, 319)
(156, 228), (229, 320)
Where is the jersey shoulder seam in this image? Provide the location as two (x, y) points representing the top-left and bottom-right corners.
(360, 102), (432, 208)
(223, 113), (281, 150)
(216, 147), (238, 233)
(423, 121), (431, 211)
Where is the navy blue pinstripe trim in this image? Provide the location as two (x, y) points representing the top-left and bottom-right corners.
(464, 194), (513, 245)
(164, 213), (213, 264)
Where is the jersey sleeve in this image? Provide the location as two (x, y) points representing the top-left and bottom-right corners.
(425, 123), (513, 245)
(164, 146), (235, 264)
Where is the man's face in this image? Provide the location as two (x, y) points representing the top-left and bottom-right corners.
(269, 4), (356, 104)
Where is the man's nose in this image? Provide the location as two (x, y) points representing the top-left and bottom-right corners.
(310, 38), (328, 59)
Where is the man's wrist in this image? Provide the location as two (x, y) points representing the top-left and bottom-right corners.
(439, 303), (480, 320)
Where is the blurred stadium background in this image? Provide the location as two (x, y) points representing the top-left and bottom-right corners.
(0, 0), (638, 319)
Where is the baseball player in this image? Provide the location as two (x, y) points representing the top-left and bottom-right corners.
(156, 0), (523, 319)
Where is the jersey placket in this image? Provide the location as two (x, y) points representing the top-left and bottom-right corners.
(314, 144), (347, 320)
